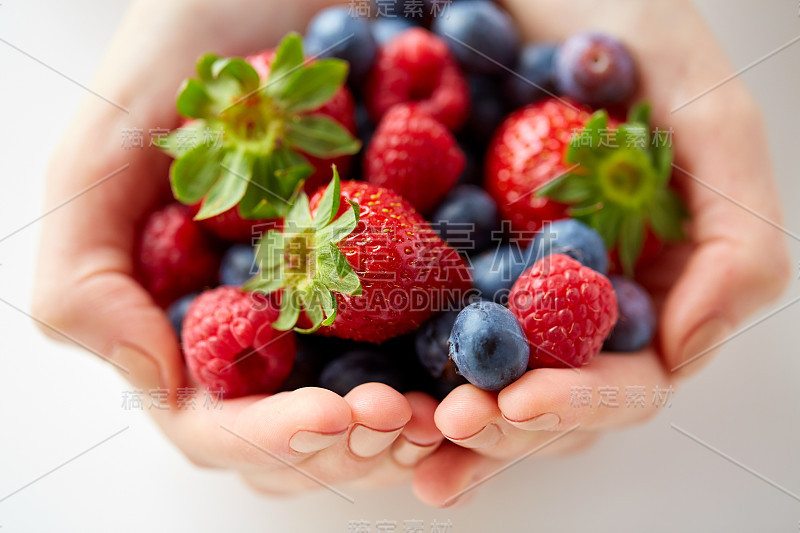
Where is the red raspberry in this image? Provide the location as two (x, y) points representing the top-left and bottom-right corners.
(246, 49), (357, 193)
(366, 28), (470, 131)
(365, 105), (465, 214)
(509, 254), (618, 368)
(182, 287), (296, 398)
(188, 204), (280, 243)
(135, 203), (220, 306)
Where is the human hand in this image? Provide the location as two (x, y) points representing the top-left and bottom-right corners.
(32, 0), (444, 497)
(412, 0), (792, 507)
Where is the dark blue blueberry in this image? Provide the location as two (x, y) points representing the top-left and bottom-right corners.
(166, 293), (198, 341)
(504, 43), (558, 108)
(431, 185), (499, 255)
(415, 311), (469, 398)
(470, 243), (530, 305)
(370, 17), (416, 45)
(305, 7), (378, 79)
(554, 32), (637, 106)
(449, 301), (529, 391)
(219, 244), (257, 286)
(464, 76), (506, 145)
(432, 0), (520, 76)
(318, 350), (406, 396)
(604, 276), (656, 352)
(526, 219), (608, 274)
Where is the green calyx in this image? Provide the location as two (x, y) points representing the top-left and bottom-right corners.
(538, 102), (688, 276)
(243, 167), (363, 333)
(156, 33), (361, 220)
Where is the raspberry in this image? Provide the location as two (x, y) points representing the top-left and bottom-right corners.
(509, 254), (618, 368)
(366, 28), (470, 131)
(365, 105), (465, 213)
(182, 287), (296, 398)
(135, 203), (220, 306)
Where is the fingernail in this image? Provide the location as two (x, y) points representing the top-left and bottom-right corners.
(348, 425), (403, 458)
(108, 344), (164, 390)
(391, 436), (440, 466)
(446, 423), (502, 448)
(288, 430), (345, 454)
(504, 413), (560, 431)
(677, 318), (733, 374)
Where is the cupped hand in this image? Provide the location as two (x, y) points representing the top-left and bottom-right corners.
(32, 0), (444, 497)
(413, 0), (792, 507)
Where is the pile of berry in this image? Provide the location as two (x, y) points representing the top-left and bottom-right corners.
(137, 0), (685, 398)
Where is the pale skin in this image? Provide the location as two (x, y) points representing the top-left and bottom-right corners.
(32, 0), (792, 507)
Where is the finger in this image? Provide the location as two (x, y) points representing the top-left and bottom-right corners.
(391, 392), (443, 467)
(153, 387), (351, 470)
(498, 352), (668, 431)
(434, 385), (504, 449)
(344, 383), (412, 459)
(413, 443), (488, 508)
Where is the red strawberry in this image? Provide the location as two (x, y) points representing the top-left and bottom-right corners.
(485, 98), (591, 241)
(366, 28), (470, 131)
(182, 286), (295, 398)
(188, 203), (280, 243)
(245, 171), (473, 343)
(135, 203), (220, 307)
(246, 49), (358, 194)
(365, 105), (465, 214)
(509, 254), (618, 368)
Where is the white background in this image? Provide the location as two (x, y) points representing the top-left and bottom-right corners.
(1, 1), (799, 531)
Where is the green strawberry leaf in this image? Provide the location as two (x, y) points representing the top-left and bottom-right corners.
(176, 78), (213, 119)
(195, 149), (251, 219)
(211, 57), (261, 93)
(170, 144), (222, 204)
(273, 288), (301, 331)
(619, 212), (644, 277)
(627, 101), (651, 126)
(284, 115), (361, 158)
(280, 59), (348, 113)
(648, 188), (688, 242)
(537, 173), (595, 203)
(312, 166), (342, 229)
(264, 33), (305, 97)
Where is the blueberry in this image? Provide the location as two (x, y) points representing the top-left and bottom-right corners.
(471, 244), (530, 304)
(219, 244), (257, 286)
(464, 76), (506, 145)
(318, 350), (406, 396)
(305, 7), (378, 79)
(431, 185), (499, 255)
(166, 293), (198, 340)
(449, 301), (529, 391)
(415, 311), (468, 395)
(555, 32), (637, 106)
(604, 276), (656, 352)
(504, 43), (558, 108)
(527, 219), (608, 274)
(432, 0), (520, 76)
(370, 17), (416, 45)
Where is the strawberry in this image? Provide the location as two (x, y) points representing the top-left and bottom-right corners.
(365, 104), (465, 214)
(485, 98), (592, 241)
(509, 254), (618, 368)
(158, 34), (360, 226)
(135, 203), (220, 307)
(182, 287), (295, 398)
(365, 28), (470, 131)
(244, 169), (473, 343)
(537, 102), (688, 275)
